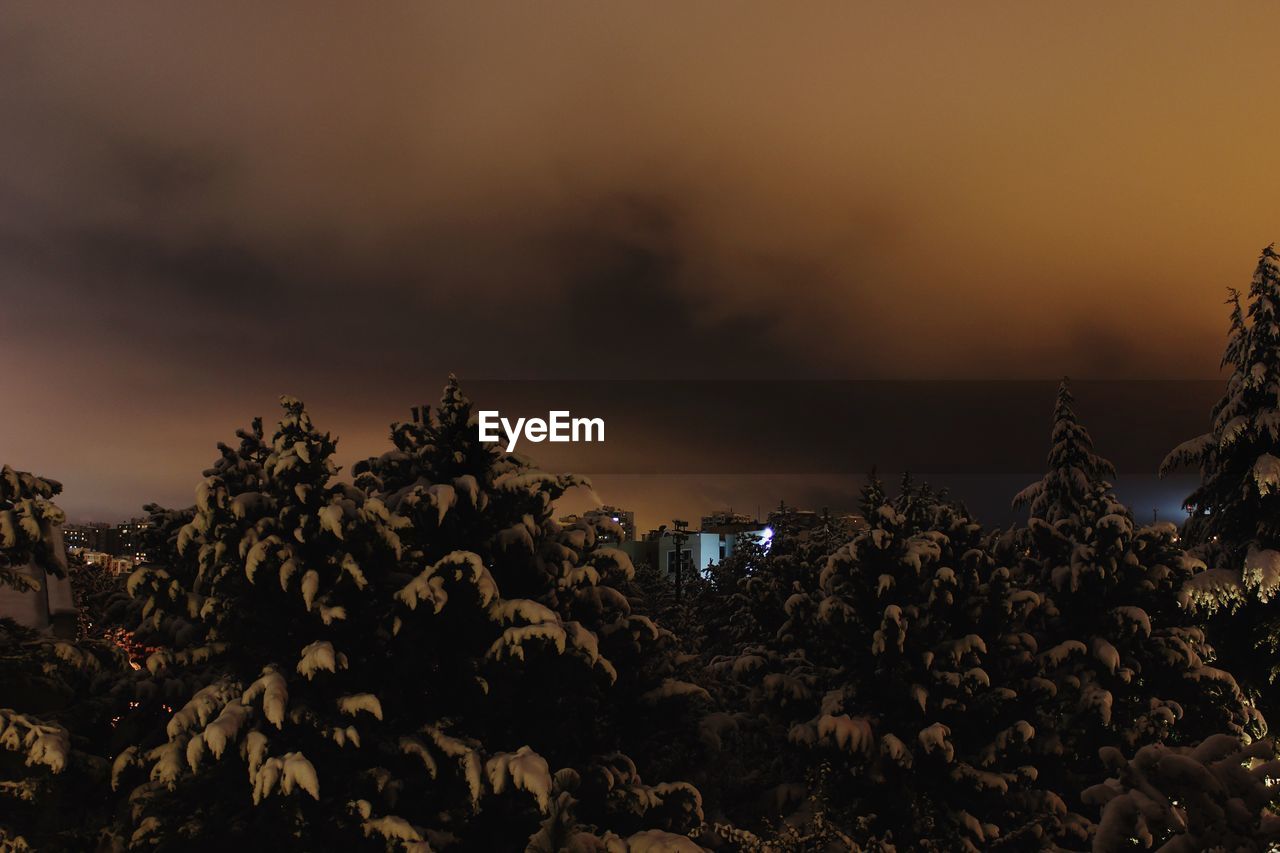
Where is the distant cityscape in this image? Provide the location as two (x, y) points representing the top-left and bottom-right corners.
(557, 503), (867, 579)
(65, 503), (867, 581)
(63, 517), (153, 575)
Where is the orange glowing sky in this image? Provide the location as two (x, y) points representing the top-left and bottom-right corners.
(0, 3), (1277, 523)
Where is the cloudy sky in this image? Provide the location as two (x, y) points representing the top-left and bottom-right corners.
(1, 4), (1276, 524)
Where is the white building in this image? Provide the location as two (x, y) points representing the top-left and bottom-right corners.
(655, 525), (771, 579)
(76, 549), (135, 575)
(0, 524), (77, 638)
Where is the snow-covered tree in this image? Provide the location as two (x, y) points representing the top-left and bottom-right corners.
(114, 385), (705, 849)
(0, 465), (131, 851)
(692, 435), (1269, 848)
(1083, 734), (1280, 851)
(664, 496), (878, 837)
(705, 478), (1065, 849)
(1014, 380), (1116, 524)
(1163, 249), (1280, 557)
(67, 552), (127, 642)
(710, 493), (867, 665)
(0, 466), (66, 594)
(354, 378), (706, 848)
(1007, 386), (1263, 826)
(1161, 246), (1280, 710)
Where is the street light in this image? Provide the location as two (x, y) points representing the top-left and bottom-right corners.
(670, 519), (690, 601)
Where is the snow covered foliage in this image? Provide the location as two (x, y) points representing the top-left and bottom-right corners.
(1083, 734), (1280, 851)
(1014, 380), (1117, 524)
(1161, 248), (1280, 556)
(13, 314), (1280, 848)
(0, 466), (133, 851)
(112, 381), (703, 849)
(1005, 395), (1265, 827)
(1161, 246), (1280, 716)
(690, 450), (1270, 848)
(701, 477), (1067, 849)
(0, 466), (65, 594)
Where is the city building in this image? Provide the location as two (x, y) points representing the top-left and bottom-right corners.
(0, 524), (76, 638)
(595, 505), (864, 581)
(558, 505), (636, 543)
(595, 506), (635, 541)
(64, 516), (153, 563)
(700, 510), (763, 534)
(766, 502), (867, 537)
(79, 550), (135, 575)
(116, 516), (153, 563)
(652, 519), (771, 580)
(64, 521), (116, 553)
(619, 530), (660, 571)
(765, 500), (822, 533)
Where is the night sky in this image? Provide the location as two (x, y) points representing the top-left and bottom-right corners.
(1, 4), (1276, 527)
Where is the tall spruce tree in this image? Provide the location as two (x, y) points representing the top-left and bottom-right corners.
(114, 385), (705, 850)
(353, 378), (707, 849)
(1013, 380), (1116, 524)
(1164, 250), (1280, 555)
(1009, 383), (1262, 821)
(1162, 245), (1280, 708)
(707, 478), (1066, 849)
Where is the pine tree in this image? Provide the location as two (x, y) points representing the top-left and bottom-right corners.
(1162, 245), (1280, 708)
(707, 479), (1065, 849)
(1008, 385), (1262, 823)
(1013, 379), (1116, 524)
(1164, 250), (1280, 556)
(67, 551), (127, 642)
(683, 522), (838, 834)
(0, 466), (66, 593)
(115, 386), (705, 850)
(354, 378), (706, 848)
(0, 465), (131, 851)
(1083, 735), (1280, 851)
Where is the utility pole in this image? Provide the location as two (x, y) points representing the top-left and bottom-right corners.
(671, 519), (689, 601)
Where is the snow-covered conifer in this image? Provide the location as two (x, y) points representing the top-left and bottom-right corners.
(706, 479), (1060, 848)
(1162, 248), (1280, 557)
(1161, 245), (1280, 711)
(1014, 379), (1116, 525)
(115, 384), (705, 849)
(0, 466), (129, 850)
(1009, 386), (1262, 827)
(1083, 735), (1280, 851)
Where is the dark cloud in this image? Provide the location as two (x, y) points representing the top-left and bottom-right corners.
(0, 3), (1274, 521)
(544, 193), (829, 377)
(67, 227), (281, 303)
